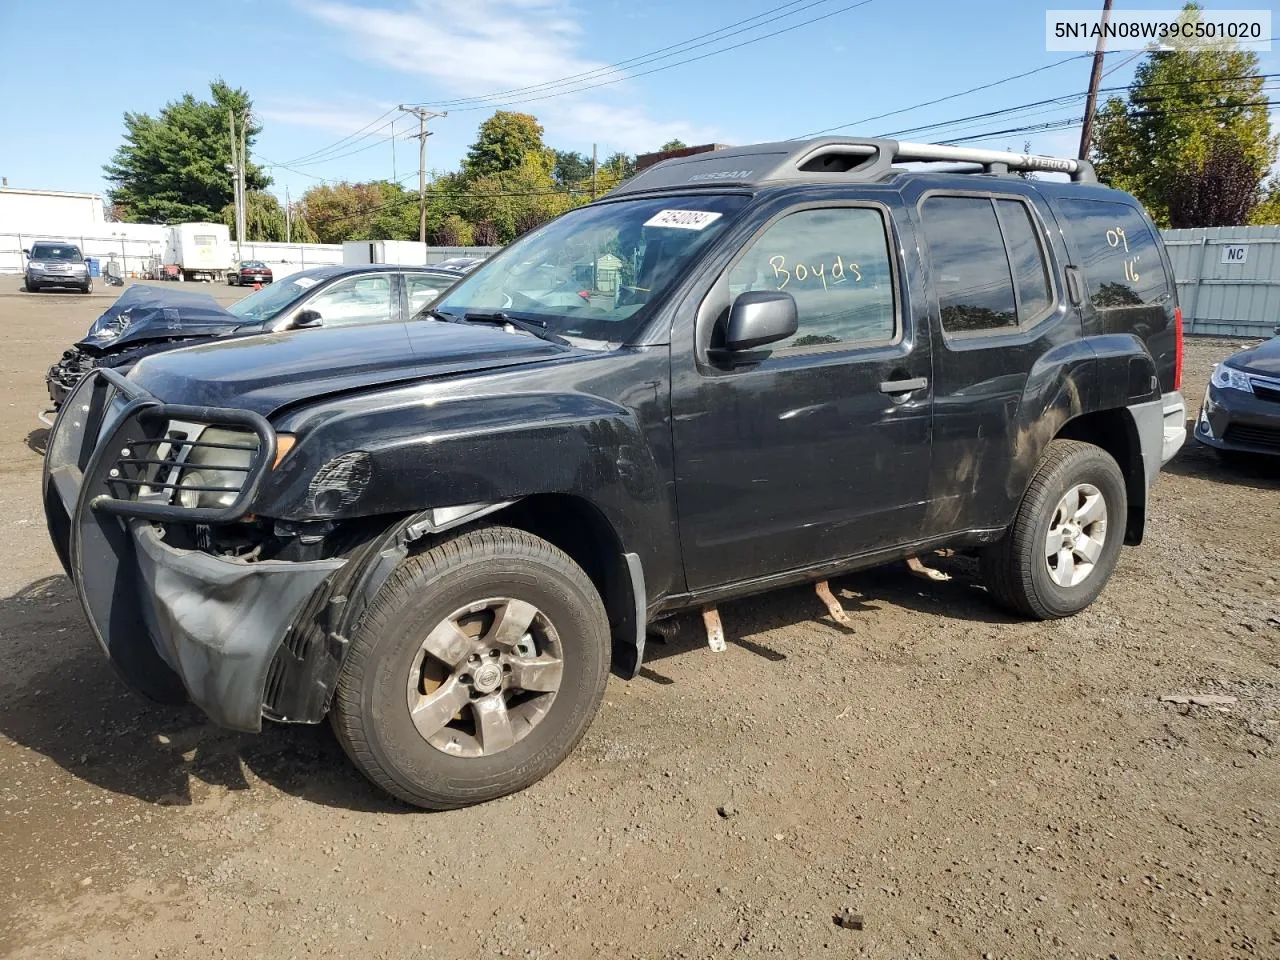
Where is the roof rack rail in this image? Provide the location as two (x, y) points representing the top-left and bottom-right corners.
(610, 137), (1097, 195)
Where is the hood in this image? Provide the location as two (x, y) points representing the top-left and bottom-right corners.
(128, 319), (574, 416)
(77, 284), (245, 352)
(1228, 335), (1280, 378)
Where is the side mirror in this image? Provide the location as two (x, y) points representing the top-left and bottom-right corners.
(292, 309), (323, 329)
(723, 291), (798, 351)
(21, 248), (29, 256)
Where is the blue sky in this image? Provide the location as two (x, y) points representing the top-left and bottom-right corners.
(0, 0), (1275, 206)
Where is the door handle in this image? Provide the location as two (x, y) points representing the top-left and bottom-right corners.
(879, 376), (928, 395)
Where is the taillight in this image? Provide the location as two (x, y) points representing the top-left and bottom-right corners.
(1174, 306), (1184, 391)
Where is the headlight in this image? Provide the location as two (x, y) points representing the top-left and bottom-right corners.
(27, 261), (45, 270)
(176, 427), (260, 510)
(1210, 363), (1253, 393)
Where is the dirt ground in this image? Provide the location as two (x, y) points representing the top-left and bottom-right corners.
(0, 280), (1276, 959)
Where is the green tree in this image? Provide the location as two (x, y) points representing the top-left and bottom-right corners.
(464, 111), (547, 178)
(298, 180), (409, 242)
(221, 190), (288, 242)
(659, 138), (688, 151)
(1091, 3), (1276, 227)
(553, 150), (592, 189)
(288, 207), (320, 244)
(1250, 177), (1280, 225)
(104, 80), (269, 223)
(460, 150), (576, 242)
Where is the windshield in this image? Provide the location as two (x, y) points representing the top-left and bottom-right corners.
(31, 244), (82, 262)
(226, 270), (326, 323)
(433, 194), (749, 343)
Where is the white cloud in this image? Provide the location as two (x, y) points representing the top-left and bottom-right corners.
(296, 0), (722, 153)
(258, 98), (396, 136)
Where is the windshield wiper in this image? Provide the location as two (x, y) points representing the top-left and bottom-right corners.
(462, 311), (570, 347)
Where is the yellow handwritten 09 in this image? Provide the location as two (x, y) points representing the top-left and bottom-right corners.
(768, 254), (862, 291)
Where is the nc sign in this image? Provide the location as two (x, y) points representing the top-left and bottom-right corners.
(1221, 244), (1249, 264)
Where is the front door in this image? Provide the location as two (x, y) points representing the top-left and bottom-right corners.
(672, 200), (933, 590)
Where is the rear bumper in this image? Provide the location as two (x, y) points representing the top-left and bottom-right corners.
(1194, 383), (1280, 456)
(42, 368), (345, 731)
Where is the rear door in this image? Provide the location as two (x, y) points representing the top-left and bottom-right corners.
(907, 185), (1079, 534)
(671, 197), (934, 589)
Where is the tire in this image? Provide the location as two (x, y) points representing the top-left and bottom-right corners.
(81, 280), (92, 294)
(330, 525), (611, 809)
(24, 277), (38, 292)
(980, 439), (1127, 620)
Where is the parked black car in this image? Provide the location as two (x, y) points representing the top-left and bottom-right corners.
(24, 241), (92, 294)
(1194, 332), (1280, 458)
(44, 138), (1186, 809)
(41, 264), (464, 423)
(228, 260), (274, 286)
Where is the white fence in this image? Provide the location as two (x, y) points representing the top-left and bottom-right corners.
(1161, 225), (1280, 338)
(0, 231), (494, 280)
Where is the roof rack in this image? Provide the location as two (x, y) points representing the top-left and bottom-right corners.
(610, 137), (1097, 196)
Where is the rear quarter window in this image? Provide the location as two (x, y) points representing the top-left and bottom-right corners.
(1057, 199), (1168, 308)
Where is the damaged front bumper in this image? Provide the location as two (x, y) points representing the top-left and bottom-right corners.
(42, 368), (346, 731)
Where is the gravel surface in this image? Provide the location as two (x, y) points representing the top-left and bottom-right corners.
(0, 281), (1276, 959)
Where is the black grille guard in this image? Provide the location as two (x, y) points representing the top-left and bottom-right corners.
(45, 366), (277, 525)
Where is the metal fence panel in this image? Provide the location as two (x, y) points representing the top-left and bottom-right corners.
(1161, 225), (1280, 337)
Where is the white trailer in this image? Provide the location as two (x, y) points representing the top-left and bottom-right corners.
(343, 239), (431, 266)
(164, 222), (233, 282)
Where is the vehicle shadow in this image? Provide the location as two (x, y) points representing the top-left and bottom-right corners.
(640, 555), (1020, 673)
(26, 428), (48, 457)
(1161, 420), (1280, 490)
(0, 575), (409, 814)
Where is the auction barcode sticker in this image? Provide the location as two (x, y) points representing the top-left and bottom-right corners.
(644, 209), (723, 230)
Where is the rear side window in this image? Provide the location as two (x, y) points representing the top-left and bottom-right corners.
(996, 199), (1052, 320)
(1057, 199), (1167, 308)
(727, 206), (896, 350)
(920, 196), (1017, 334)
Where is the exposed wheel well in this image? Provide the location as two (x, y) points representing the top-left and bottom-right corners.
(1056, 409), (1145, 545)
(490, 494), (638, 672)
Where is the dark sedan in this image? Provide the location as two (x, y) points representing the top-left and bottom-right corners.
(42, 264), (464, 423)
(228, 260), (274, 286)
(1194, 332), (1280, 459)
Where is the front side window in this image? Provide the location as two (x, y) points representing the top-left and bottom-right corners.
(727, 206), (896, 350)
(435, 194), (749, 343)
(305, 274), (394, 327)
(1056, 199), (1167, 308)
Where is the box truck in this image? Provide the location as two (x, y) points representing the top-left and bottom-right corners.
(164, 222), (233, 282)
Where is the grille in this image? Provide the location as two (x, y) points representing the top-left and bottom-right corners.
(1253, 382), (1280, 404)
(1223, 423), (1280, 451)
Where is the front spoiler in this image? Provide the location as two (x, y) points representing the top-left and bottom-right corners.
(42, 368), (346, 731)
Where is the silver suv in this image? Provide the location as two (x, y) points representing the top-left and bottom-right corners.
(24, 242), (91, 294)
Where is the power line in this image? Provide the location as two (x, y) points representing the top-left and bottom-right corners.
(423, 0), (878, 113)
(793, 54), (1093, 139)
(940, 97), (1280, 145)
(280, 107), (399, 166)
(411, 0), (850, 109)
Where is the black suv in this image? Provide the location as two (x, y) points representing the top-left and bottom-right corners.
(43, 138), (1186, 809)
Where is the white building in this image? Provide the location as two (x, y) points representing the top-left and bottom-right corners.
(0, 186), (105, 235)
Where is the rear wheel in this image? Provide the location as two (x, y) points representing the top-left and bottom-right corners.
(330, 526), (611, 809)
(981, 439), (1126, 619)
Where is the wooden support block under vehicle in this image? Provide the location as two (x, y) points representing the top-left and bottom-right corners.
(815, 580), (851, 627)
(701, 605), (726, 653)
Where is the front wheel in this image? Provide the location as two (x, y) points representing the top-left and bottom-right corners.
(330, 526), (611, 809)
(981, 439), (1127, 619)
(81, 280), (92, 294)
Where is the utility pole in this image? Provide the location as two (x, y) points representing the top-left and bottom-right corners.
(399, 105), (447, 243)
(1078, 0), (1114, 160)
(228, 110), (243, 262)
(239, 113), (248, 250)
(285, 184), (292, 244)
(591, 143), (598, 200)
(391, 118), (396, 182)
